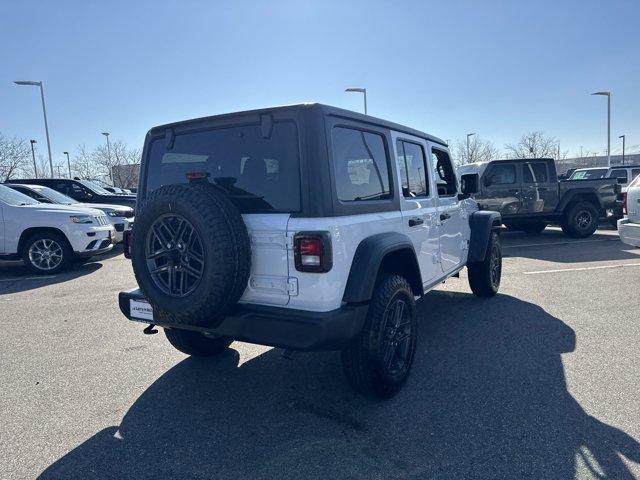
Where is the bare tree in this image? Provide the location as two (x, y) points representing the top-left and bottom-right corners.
(70, 145), (101, 180)
(92, 140), (141, 186)
(453, 135), (500, 165)
(505, 131), (558, 159)
(0, 133), (32, 181)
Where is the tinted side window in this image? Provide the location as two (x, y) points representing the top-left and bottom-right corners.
(431, 149), (457, 196)
(397, 140), (428, 197)
(487, 164), (516, 184)
(609, 169), (628, 183)
(523, 162), (548, 183)
(332, 127), (391, 202)
(632, 169), (640, 182)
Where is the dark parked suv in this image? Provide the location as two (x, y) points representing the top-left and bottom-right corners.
(5, 178), (136, 208)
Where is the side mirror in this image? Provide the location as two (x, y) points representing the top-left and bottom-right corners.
(461, 174), (479, 195)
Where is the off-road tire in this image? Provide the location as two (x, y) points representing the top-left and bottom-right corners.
(21, 231), (73, 275)
(561, 201), (599, 238)
(132, 183), (251, 328)
(522, 222), (547, 235)
(341, 274), (417, 398)
(164, 328), (233, 356)
(467, 231), (501, 298)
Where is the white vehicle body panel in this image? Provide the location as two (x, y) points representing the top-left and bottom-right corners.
(0, 201), (114, 255)
(619, 178), (640, 247)
(235, 131), (471, 313)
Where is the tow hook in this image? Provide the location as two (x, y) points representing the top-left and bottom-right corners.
(143, 324), (158, 335)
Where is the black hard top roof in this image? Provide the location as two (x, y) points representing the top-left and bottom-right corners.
(147, 103), (447, 147)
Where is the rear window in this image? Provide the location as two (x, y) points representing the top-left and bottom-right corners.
(145, 121), (301, 213)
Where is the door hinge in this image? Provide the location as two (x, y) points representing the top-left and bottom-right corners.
(287, 277), (299, 296)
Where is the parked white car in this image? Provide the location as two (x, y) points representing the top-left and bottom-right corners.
(0, 185), (115, 273)
(570, 165), (640, 192)
(6, 183), (134, 243)
(618, 174), (640, 247)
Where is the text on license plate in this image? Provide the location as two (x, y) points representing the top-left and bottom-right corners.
(130, 299), (154, 321)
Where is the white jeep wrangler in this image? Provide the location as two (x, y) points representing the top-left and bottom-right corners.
(119, 104), (502, 397)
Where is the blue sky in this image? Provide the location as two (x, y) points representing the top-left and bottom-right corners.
(1, 0), (639, 164)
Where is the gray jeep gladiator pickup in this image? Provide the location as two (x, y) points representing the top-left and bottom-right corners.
(458, 158), (621, 237)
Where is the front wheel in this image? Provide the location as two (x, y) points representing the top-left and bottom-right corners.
(21, 232), (72, 274)
(467, 231), (501, 298)
(164, 328), (233, 356)
(341, 274), (417, 398)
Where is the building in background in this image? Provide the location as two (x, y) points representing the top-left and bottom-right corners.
(556, 153), (640, 174)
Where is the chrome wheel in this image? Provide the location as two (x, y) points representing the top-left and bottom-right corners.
(28, 239), (63, 271)
(381, 298), (412, 375)
(489, 240), (502, 288)
(145, 214), (204, 297)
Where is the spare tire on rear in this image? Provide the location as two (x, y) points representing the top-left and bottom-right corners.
(132, 183), (251, 328)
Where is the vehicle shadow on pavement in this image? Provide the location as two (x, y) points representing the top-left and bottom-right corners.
(501, 228), (640, 264)
(0, 262), (103, 295)
(38, 292), (640, 479)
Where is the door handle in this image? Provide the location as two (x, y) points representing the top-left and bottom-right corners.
(408, 217), (424, 227)
(537, 187), (548, 191)
(439, 213), (451, 221)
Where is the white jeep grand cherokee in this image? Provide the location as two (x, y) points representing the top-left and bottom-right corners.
(0, 184), (115, 273)
(119, 104), (502, 397)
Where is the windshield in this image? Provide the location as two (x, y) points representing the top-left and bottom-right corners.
(32, 186), (77, 204)
(0, 184), (40, 206)
(77, 180), (112, 195)
(569, 168), (608, 180)
(145, 121), (301, 213)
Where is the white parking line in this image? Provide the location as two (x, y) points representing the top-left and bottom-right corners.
(524, 263), (640, 275)
(503, 238), (617, 249)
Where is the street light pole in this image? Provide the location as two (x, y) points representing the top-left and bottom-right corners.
(101, 132), (113, 183)
(30, 140), (38, 178)
(14, 80), (54, 177)
(345, 87), (367, 115)
(619, 135), (626, 165)
(63, 151), (71, 178)
(466, 133), (476, 162)
(591, 91), (611, 167)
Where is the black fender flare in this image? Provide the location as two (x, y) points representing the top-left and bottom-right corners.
(468, 210), (502, 263)
(342, 232), (421, 304)
(557, 188), (602, 212)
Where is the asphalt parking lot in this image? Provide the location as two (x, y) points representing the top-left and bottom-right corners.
(1, 227), (639, 480)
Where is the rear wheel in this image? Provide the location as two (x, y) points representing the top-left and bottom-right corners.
(164, 328), (233, 356)
(561, 202), (599, 238)
(21, 232), (72, 274)
(341, 274), (417, 398)
(467, 231), (501, 298)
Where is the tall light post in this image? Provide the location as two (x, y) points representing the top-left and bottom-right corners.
(14, 80), (53, 177)
(101, 132), (113, 183)
(618, 135), (626, 165)
(591, 91), (611, 167)
(466, 133), (476, 161)
(30, 139), (38, 178)
(63, 151), (71, 178)
(345, 87), (367, 115)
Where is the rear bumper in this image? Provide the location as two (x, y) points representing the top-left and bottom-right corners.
(618, 218), (640, 247)
(118, 288), (368, 351)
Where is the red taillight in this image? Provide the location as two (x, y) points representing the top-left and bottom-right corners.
(623, 192), (628, 215)
(294, 232), (332, 273)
